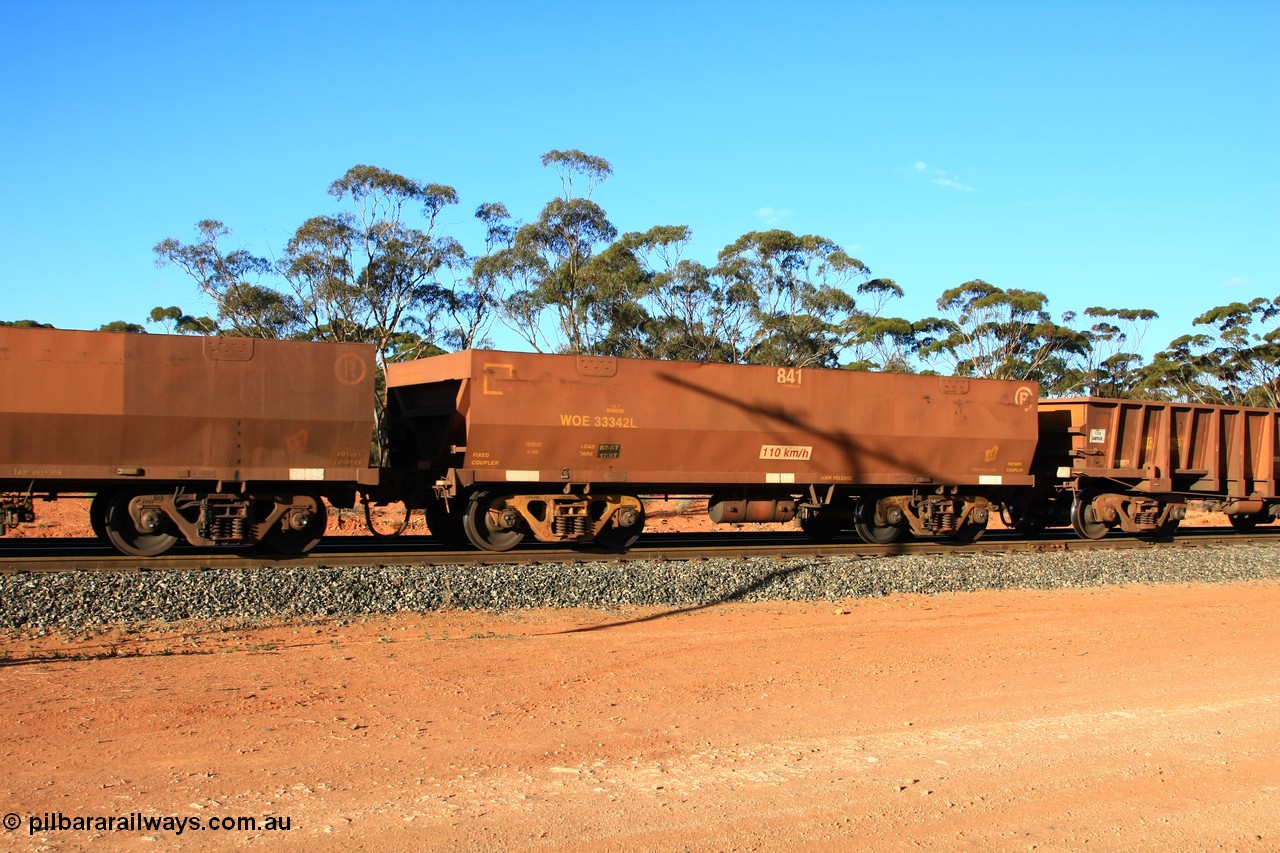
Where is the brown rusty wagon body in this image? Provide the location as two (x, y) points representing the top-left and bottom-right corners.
(10, 329), (1272, 557)
(1027, 397), (1280, 538)
(385, 350), (1040, 549)
(0, 327), (377, 555)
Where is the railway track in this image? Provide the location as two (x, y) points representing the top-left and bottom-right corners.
(2, 526), (1277, 574)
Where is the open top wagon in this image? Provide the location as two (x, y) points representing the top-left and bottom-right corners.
(1023, 397), (1280, 538)
(0, 327), (378, 556)
(384, 350), (1041, 550)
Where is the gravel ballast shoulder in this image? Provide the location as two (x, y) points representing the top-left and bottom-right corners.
(2, 544), (1279, 633)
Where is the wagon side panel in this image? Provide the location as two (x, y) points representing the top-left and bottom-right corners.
(1038, 396), (1279, 502)
(390, 351), (1039, 491)
(1, 328), (377, 489)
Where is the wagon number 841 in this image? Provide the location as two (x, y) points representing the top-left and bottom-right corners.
(777, 368), (802, 385)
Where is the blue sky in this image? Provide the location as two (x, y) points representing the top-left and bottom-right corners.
(2, 0), (1276, 358)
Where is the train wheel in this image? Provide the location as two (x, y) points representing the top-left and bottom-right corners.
(1070, 490), (1111, 540)
(363, 497), (410, 538)
(104, 491), (180, 557)
(262, 494), (327, 554)
(424, 496), (470, 547)
(595, 500), (646, 549)
(89, 491), (113, 542)
(853, 496), (902, 545)
(462, 492), (525, 552)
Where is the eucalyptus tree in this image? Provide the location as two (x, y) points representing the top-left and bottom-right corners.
(641, 257), (747, 363)
(1146, 296), (1280, 406)
(1142, 335), (1219, 403)
(153, 219), (301, 338)
(147, 306), (216, 335)
(711, 230), (875, 368)
(482, 150), (620, 353)
(918, 281), (1087, 388)
(572, 230), (654, 358)
(440, 202), (518, 352)
(97, 320), (147, 333)
(280, 165), (468, 370)
(844, 312), (919, 373)
(1197, 296), (1280, 406)
(1072, 306), (1158, 397)
(578, 224), (724, 359)
(834, 278), (919, 372)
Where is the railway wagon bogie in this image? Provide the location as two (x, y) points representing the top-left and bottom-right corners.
(454, 489), (645, 551)
(1067, 489), (1185, 540)
(855, 490), (993, 543)
(386, 350), (1041, 550)
(90, 487), (333, 556)
(786, 488), (995, 544)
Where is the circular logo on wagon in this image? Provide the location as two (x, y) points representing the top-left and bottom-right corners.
(335, 353), (369, 385)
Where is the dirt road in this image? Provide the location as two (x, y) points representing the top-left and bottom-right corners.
(3, 581), (1279, 851)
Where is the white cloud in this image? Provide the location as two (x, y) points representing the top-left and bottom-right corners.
(934, 175), (974, 192)
(1220, 277), (1250, 288)
(755, 207), (793, 225)
(910, 161), (974, 192)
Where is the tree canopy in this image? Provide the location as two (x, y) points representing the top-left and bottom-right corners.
(14, 150), (1266, 407)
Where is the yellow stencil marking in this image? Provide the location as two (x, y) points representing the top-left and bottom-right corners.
(483, 363), (514, 396)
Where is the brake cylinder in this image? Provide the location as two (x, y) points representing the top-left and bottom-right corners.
(707, 495), (798, 524)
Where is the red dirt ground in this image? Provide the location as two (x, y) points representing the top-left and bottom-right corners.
(3, 583), (1279, 851)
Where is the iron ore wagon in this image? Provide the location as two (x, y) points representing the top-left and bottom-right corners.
(383, 350), (1041, 550)
(0, 327), (377, 555)
(6, 329), (1275, 556)
(1021, 397), (1280, 538)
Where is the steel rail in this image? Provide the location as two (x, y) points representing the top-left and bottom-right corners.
(1, 527), (1277, 575)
